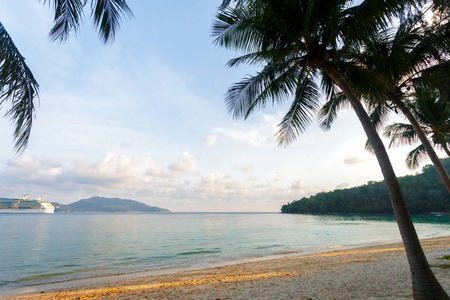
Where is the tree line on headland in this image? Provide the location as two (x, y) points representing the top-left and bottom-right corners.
(52, 196), (170, 213)
(282, 158), (450, 215)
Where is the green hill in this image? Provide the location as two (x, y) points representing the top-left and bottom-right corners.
(54, 196), (170, 213)
(281, 158), (450, 215)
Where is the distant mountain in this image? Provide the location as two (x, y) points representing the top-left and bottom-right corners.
(53, 196), (170, 213)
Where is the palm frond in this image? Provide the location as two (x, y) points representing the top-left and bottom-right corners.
(213, 1), (309, 56)
(43, 0), (133, 43)
(365, 138), (375, 154)
(277, 71), (321, 146)
(339, 0), (419, 45)
(43, 0), (85, 42)
(320, 71), (335, 102)
(218, 0), (243, 11)
(318, 92), (349, 131)
(212, 4), (269, 53)
(405, 144), (427, 169)
(384, 122), (419, 147)
(0, 22), (39, 153)
(225, 60), (298, 119)
(369, 104), (391, 132)
(227, 48), (304, 68)
(91, 0), (133, 44)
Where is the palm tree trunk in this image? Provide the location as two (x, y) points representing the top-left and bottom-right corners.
(392, 97), (450, 193)
(322, 64), (449, 300)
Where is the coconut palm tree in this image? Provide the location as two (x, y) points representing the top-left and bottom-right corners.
(319, 15), (450, 192)
(385, 86), (450, 168)
(0, 0), (132, 152)
(212, 1), (448, 298)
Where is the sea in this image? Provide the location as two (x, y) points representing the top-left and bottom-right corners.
(1, 212), (449, 296)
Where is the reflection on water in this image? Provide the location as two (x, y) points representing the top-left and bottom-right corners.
(0, 213), (448, 292)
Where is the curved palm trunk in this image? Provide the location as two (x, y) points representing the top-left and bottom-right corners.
(392, 98), (450, 193)
(322, 64), (449, 300)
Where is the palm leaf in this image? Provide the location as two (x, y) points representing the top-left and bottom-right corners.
(318, 92), (349, 131)
(43, 0), (85, 42)
(369, 104), (391, 132)
(277, 70), (321, 146)
(212, 4), (269, 53)
(225, 60), (299, 119)
(91, 0), (133, 43)
(43, 0), (133, 43)
(0, 22), (39, 153)
(405, 144), (427, 169)
(384, 122), (419, 147)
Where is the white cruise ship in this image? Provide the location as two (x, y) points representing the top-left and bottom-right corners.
(0, 194), (55, 213)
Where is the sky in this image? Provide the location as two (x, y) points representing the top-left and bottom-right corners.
(0, 1), (444, 212)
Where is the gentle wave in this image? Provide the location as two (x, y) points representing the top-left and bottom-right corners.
(176, 249), (222, 256)
(19, 268), (94, 282)
(255, 244), (283, 250)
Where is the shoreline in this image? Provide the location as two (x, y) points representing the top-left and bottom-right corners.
(1, 237), (404, 297)
(4, 235), (450, 299)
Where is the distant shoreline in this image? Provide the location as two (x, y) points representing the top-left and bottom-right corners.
(5, 235), (450, 299)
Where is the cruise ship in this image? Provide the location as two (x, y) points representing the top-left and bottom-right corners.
(0, 194), (55, 213)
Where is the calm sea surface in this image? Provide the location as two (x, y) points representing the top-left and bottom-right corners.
(1, 212), (449, 293)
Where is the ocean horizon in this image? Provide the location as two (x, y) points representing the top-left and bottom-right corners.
(1, 212), (449, 296)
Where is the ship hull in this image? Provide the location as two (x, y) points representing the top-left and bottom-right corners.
(0, 208), (54, 214)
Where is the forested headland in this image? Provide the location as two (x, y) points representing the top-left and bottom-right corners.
(281, 158), (450, 215)
(52, 196), (170, 213)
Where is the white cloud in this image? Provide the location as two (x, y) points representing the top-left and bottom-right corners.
(169, 152), (197, 172)
(234, 164), (255, 173)
(336, 182), (349, 189)
(343, 156), (366, 165)
(200, 171), (226, 186)
(215, 114), (279, 147)
(290, 180), (304, 189)
(202, 135), (218, 147)
(72, 153), (165, 187)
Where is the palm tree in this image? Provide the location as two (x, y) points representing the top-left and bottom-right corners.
(0, 0), (133, 152)
(213, 1), (448, 298)
(385, 86), (450, 168)
(319, 15), (450, 192)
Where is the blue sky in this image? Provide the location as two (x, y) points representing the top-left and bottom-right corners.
(0, 1), (442, 212)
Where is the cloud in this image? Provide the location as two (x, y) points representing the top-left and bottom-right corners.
(336, 182), (349, 189)
(200, 171), (226, 187)
(2, 153), (177, 193)
(72, 153), (164, 187)
(247, 175), (260, 181)
(234, 164), (255, 173)
(290, 180), (304, 189)
(0, 152), (324, 212)
(343, 156), (365, 165)
(169, 152), (197, 172)
(215, 115), (279, 147)
(202, 135), (218, 147)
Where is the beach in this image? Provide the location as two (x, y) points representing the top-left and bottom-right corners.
(5, 236), (450, 300)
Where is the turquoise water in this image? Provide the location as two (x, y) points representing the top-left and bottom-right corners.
(0, 213), (449, 293)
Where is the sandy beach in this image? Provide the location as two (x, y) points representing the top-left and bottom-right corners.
(5, 236), (450, 300)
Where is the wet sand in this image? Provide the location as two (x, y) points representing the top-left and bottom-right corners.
(5, 236), (450, 300)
